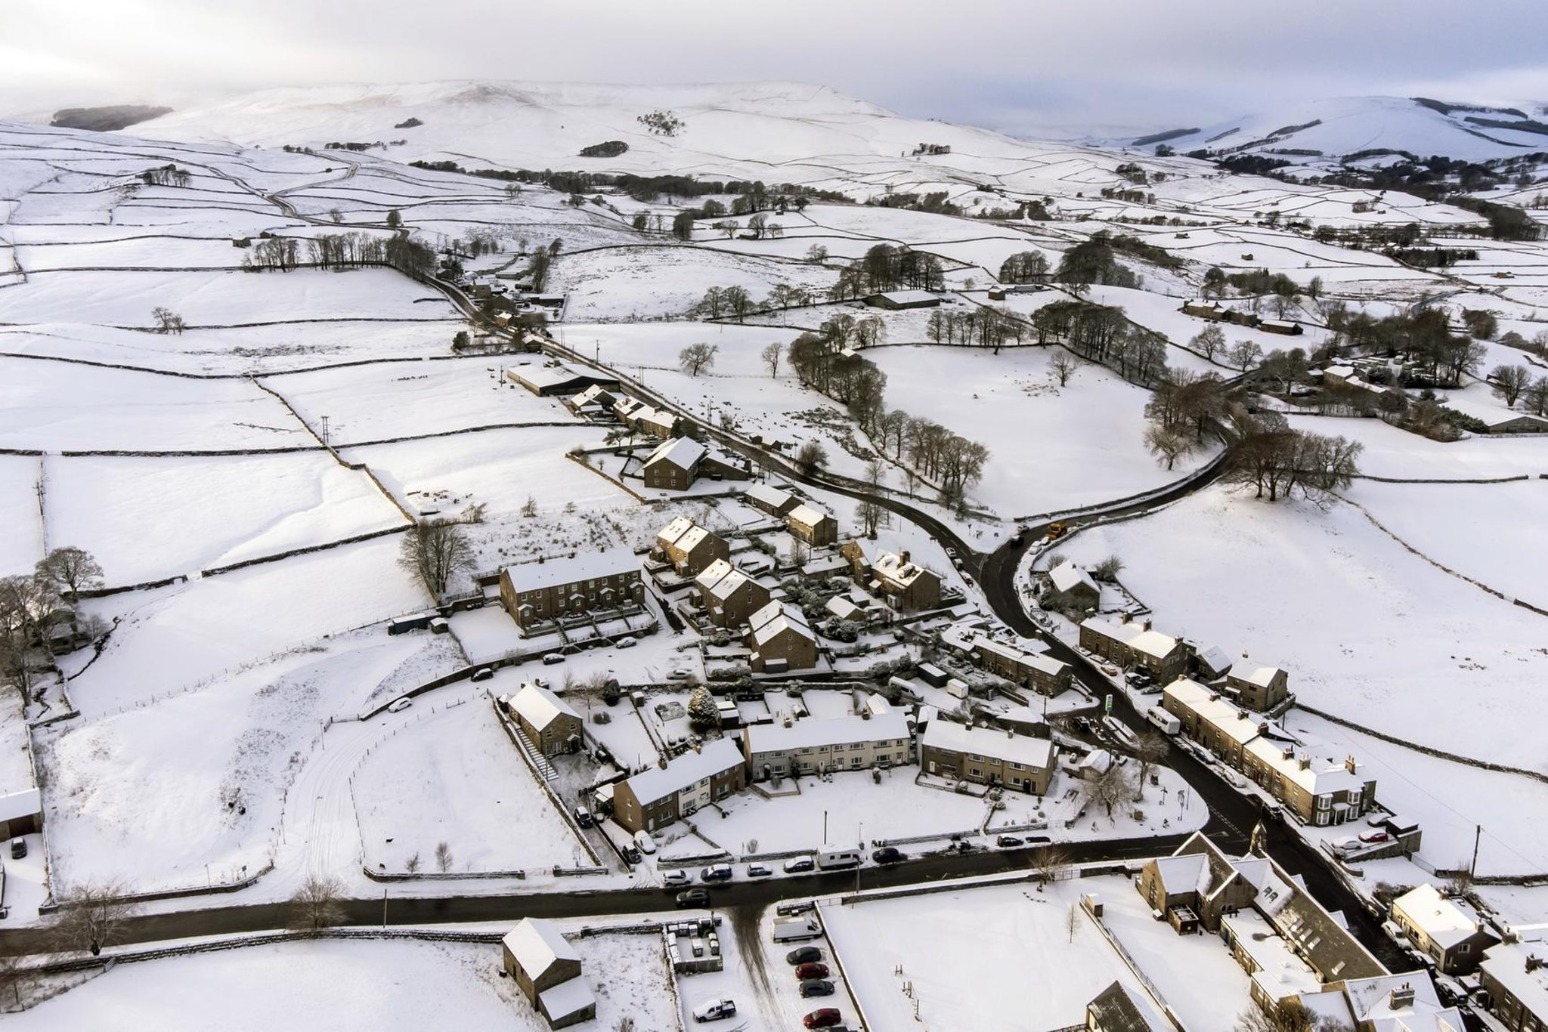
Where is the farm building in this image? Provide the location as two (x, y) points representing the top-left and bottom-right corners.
(506, 682), (584, 756)
(865, 289), (941, 310)
(501, 919), (595, 1029)
(506, 363), (618, 397)
(744, 483), (798, 516)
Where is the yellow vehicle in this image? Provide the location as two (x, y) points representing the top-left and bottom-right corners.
(1046, 521), (1068, 540)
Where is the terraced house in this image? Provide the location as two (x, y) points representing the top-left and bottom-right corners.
(499, 549), (644, 631)
(742, 711), (913, 780)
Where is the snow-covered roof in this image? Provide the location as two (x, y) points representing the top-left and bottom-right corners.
(921, 720), (1055, 769)
(1085, 980), (1169, 1032)
(1481, 941), (1548, 1026)
(0, 787), (41, 824)
(971, 636), (1069, 678)
(801, 554), (849, 578)
(675, 525), (715, 554)
(1149, 853), (1209, 899)
(504, 549), (639, 593)
(743, 483), (793, 510)
(1229, 662), (1284, 689)
(503, 918), (580, 980)
(826, 595), (865, 620)
(657, 514), (696, 546)
(623, 737), (746, 808)
(749, 601), (814, 647)
(1195, 644), (1234, 679)
(873, 289), (939, 305)
(786, 502), (832, 527)
(636, 407), (679, 433)
(1080, 617), (1181, 659)
(1166, 677), (1270, 741)
(1049, 560), (1099, 596)
(1244, 737), (1367, 797)
(510, 682), (580, 733)
(873, 552), (933, 588)
(1393, 884), (1483, 950)
(538, 977), (597, 1022)
(1339, 973), (1465, 1032)
(644, 436), (706, 471)
(746, 712), (912, 755)
(1223, 911), (1322, 1003)
(570, 383), (614, 406)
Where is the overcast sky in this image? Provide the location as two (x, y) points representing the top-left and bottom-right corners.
(3, 0), (1546, 135)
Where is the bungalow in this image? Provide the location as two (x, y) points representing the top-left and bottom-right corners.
(612, 737), (747, 834)
(1486, 413), (1548, 434)
(1226, 661), (1290, 712)
(865, 289), (941, 310)
(742, 712), (913, 780)
(1479, 937), (1548, 1031)
(1080, 615), (1194, 683)
(642, 437), (706, 490)
(919, 720), (1057, 794)
(655, 516), (729, 577)
(787, 503), (838, 546)
(744, 483), (798, 516)
(1048, 560), (1101, 613)
(506, 682), (584, 756)
(869, 551), (941, 610)
(1390, 884), (1497, 975)
(747, 600), (818, 672)
(499, 550), (644, 631)
(694, 559), (772, 628)
(502, 919), (596, 1030)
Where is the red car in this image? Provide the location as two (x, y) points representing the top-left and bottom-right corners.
(795, 962), (830, 981)
(804, 1010), (843, 1029)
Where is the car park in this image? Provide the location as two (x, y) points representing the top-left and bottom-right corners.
(386, 697), (412, 713)
(804, 1009), (843, 1029)
(871, 846), (905, 865)
(799, 979), (835, 998)
(663, 869), (690, 887)
(746, 863), (773, 877)
(786, 946), (823, 965)
(795, 962), (830, 980)
(675, 889), (710, 908)
(700, 862), (733, 882)
(690, 997), (736, 1022)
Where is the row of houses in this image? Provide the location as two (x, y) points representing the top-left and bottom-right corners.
(1162, 677), (1376, 827)
(610, 710), (1058, 834)
(498, 549), (645, 632)
(940, 624), (1073, 697)
(1180, 299), (1302, 335)
(744, 484), (838, 546)
(1080, 614), (1291, 711)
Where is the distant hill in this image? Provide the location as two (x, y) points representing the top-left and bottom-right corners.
(1113, 96), (1548, 169)
(51, 105), (173, 132)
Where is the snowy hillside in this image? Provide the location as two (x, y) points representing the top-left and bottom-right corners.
(1119, 95), (1548, 167)
(132, 79), (1040, 187)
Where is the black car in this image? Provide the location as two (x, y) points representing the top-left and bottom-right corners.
(622, 845), (642, 864)
(799, 979), (836, 998)
(675, 889), (710, 908)
(786, 946), (824, 965)
(9, 838), (24, 860)
(996, 835), (1024, 848)
(871, 846), (905, 865)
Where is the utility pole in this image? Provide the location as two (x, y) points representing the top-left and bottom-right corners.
(319, 415), (331, 448)
(382, 888), (389, 928)
(1470, 823), (1482, 881)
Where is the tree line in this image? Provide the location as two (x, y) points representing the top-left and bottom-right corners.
(1, 546), (105, 698)
(1032, 300), (1170, 387)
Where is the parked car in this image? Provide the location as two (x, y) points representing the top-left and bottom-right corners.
(470, 666), (494, 682)
(746, 863), (773, 878)
(996, 835), (1024, 849)
(616, 636), (638, 649)
(573, 807), (594, 828)
(675, 889), (710, 908)
(799, 979), (835, 998)
(666, 668), (691, 680)
(795, 962), (830, 981)
(634, 830), (657, 855)
(1359, 829), (1391, 844)
(663, 869), (690, 887)
(622, 845), (642, 864)
(386, 697), (412, 713)
(804, 1009), (843, 1029)
(542, 653), (566, 665)
(700, 863), (733, 882)
(690, 997), (736, 1022)
(871, 846), (905, 865)
(9, 838), (25, 860)
(786, 946), (823, 965)
(783, 856), (816, 874)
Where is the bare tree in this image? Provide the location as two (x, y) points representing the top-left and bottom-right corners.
(1229, 340), (1263, 371)
(1133, 732), (1169, 800)
(48, 882), (139, 956)
(521, 495), (539, 518)
(1490, 364), (1532, 408)
(1190, 325), (1225, 361)
(406, 852), (421, 875)
(1091, 555), (1123, 581)
(761, 341), (783, 378)
(1085, 762), (1136, 820)
(150, 306), (185, 334)
(1144, 424), (1195, 471)
(805, 244), (829, 263)
(1523, 377), (1548, 417)
(1029, 843), (1075, 891)
(1066, 902), (1081, 942)
(1050, 351), (1078, 387)
(1234, 1000), (1350, 1032)
(36, 546), (104, 602)
(435, 841), (454, 873)
(288, 874), (345, 933)
(679, 342), (718, 377)
(397, 520), (475, 597)
(794, 441), (828, 475)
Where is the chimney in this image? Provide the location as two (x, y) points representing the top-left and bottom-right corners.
(900, 550), (910, 564)
(1258, 722), (1269, 735)
(1389, 984), (1415, 1009)
(1282, 746), (1294, 761)
(1345, 755), (1358, 775)
(1142, 618), (1153, 632)
(1527, 955), (1544, 974)
(1120, 612), (1132, 624)
(1298, 754), (1311, 770)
